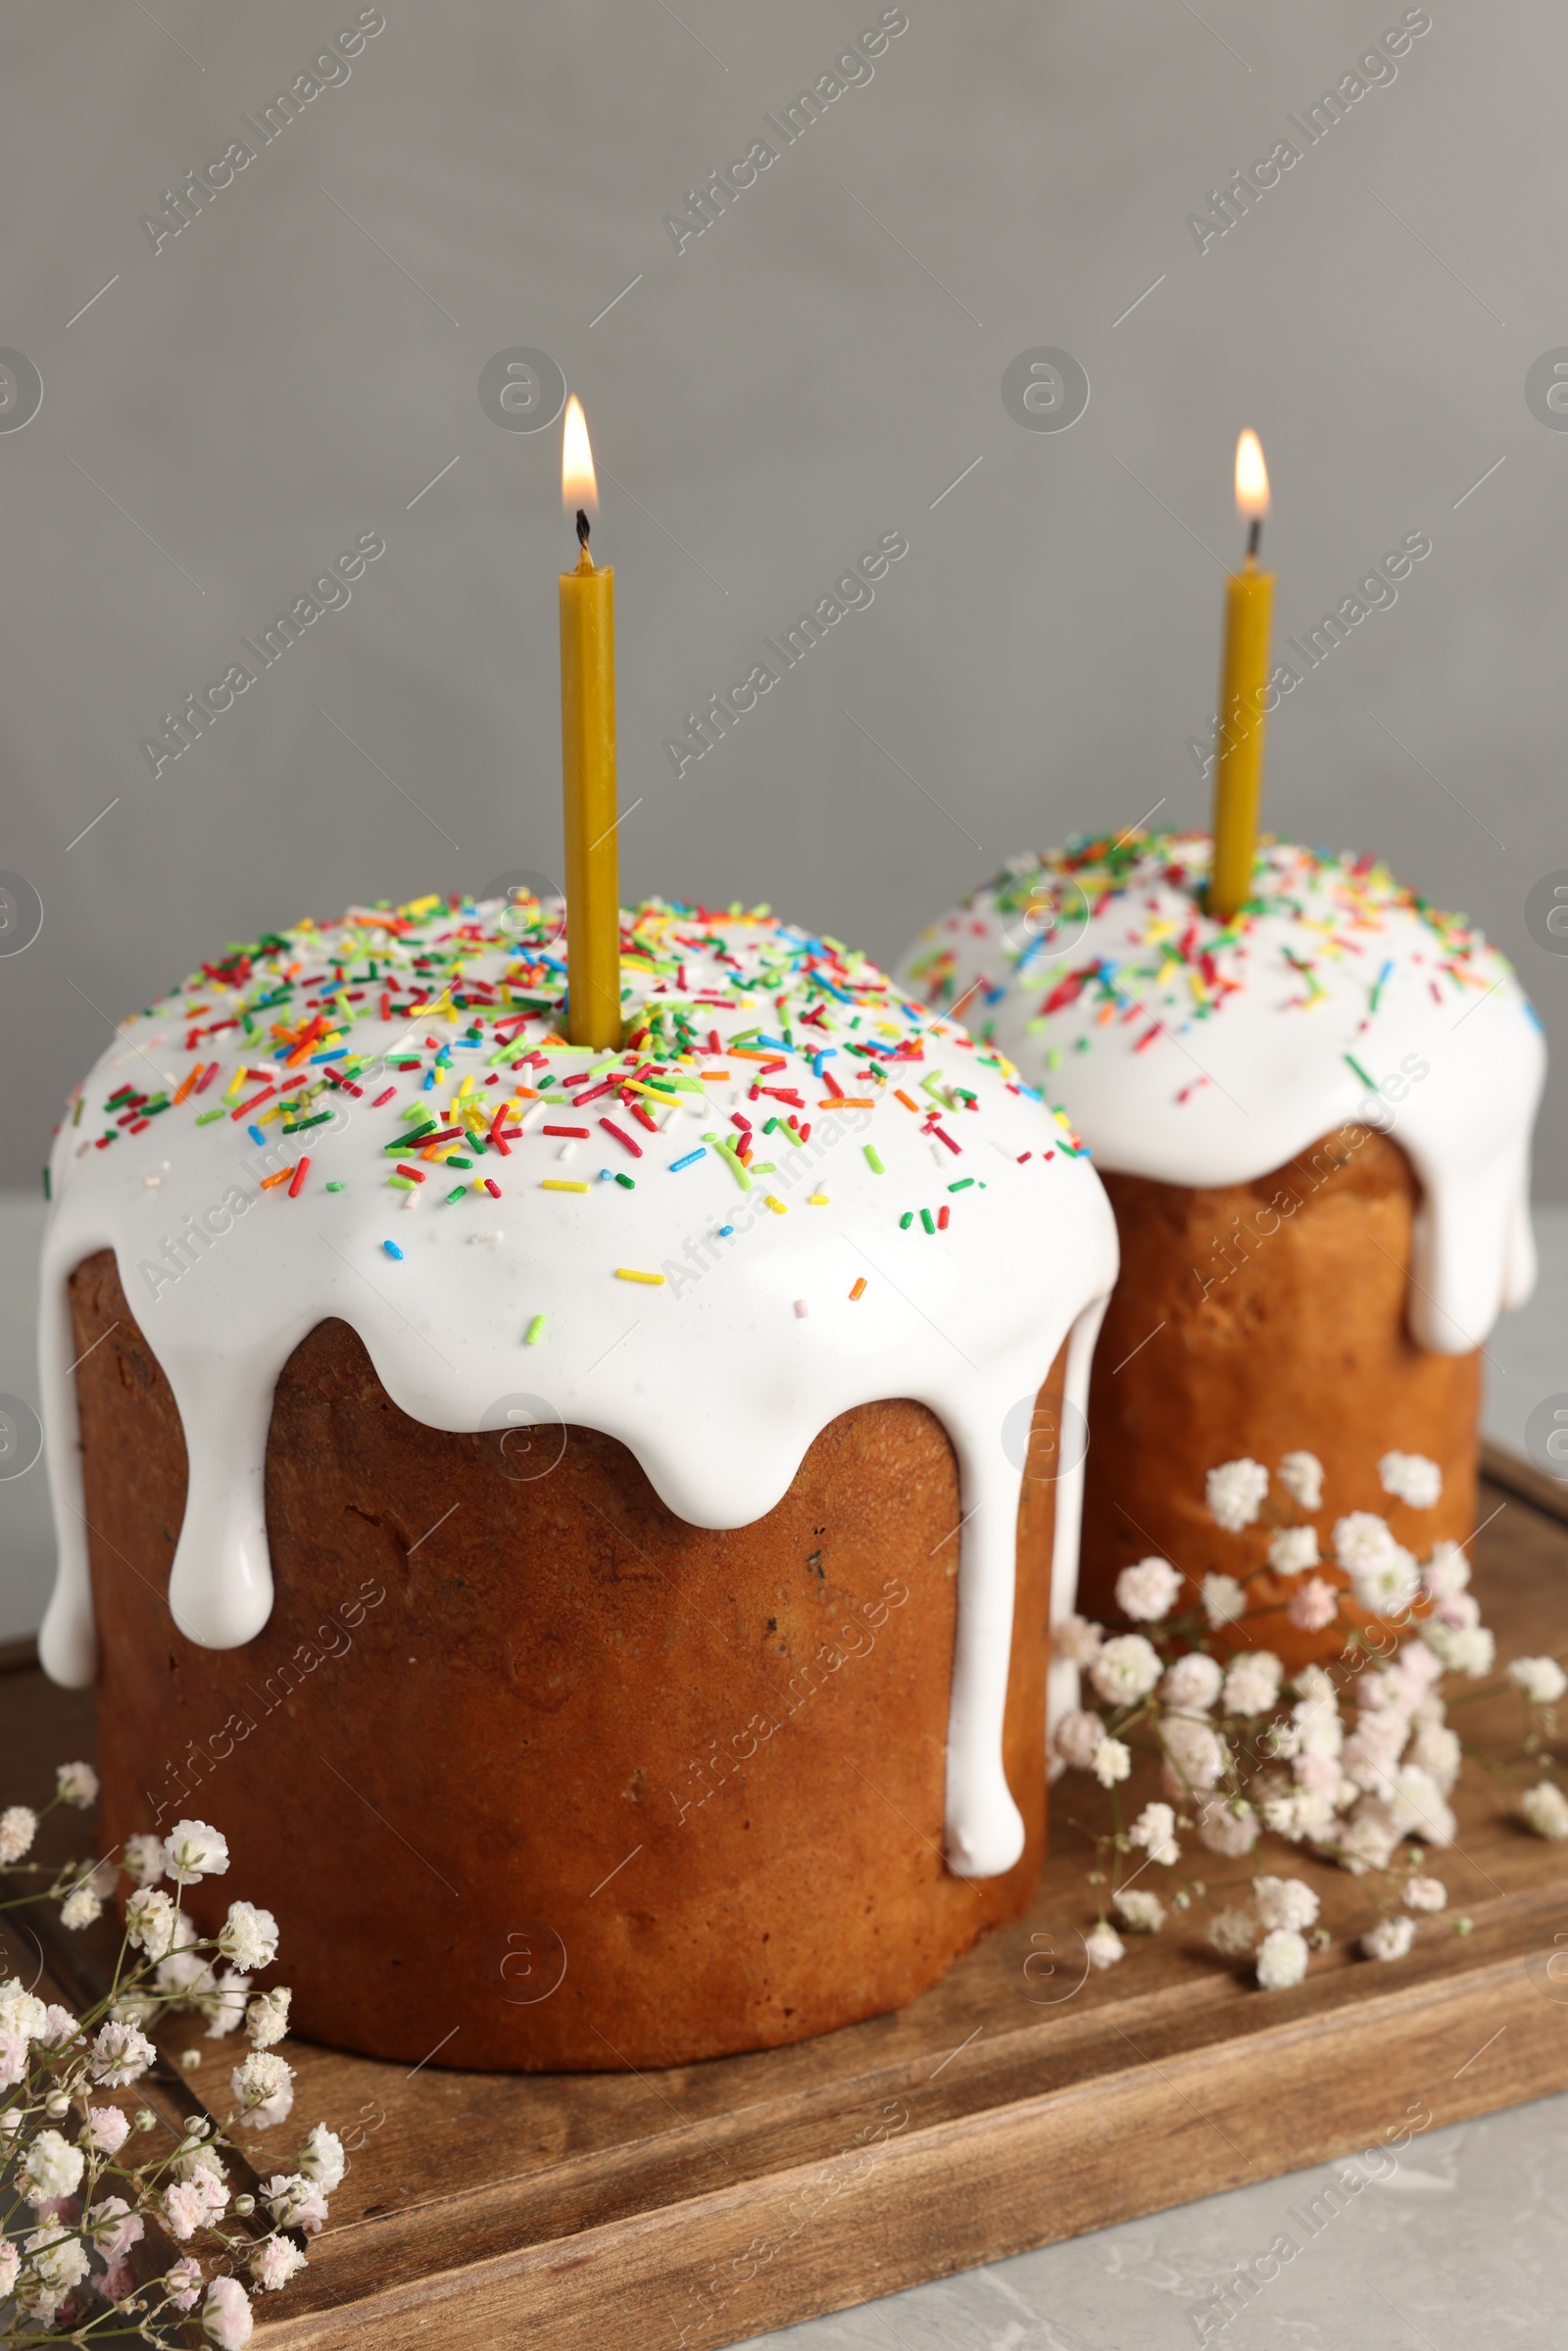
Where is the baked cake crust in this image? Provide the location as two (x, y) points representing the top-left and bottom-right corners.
(74, 1250), (1068, 2071)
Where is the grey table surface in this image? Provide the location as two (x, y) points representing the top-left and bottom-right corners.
(4, 1192), (1566, 2347)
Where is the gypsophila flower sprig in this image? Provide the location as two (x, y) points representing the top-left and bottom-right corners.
(0, 1775), (343, 2339)
(1054, 1449), (1567, 1989)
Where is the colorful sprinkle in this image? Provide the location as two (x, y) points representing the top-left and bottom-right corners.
(85, 889), (1092, 1359)
(705, 1132), (753, 1191)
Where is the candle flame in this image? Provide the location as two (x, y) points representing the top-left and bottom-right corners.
(563, 394), (598, 518)
(1235, 428), (1269, 520)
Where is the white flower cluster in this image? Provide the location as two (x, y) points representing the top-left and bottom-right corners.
(1115, 1557), (1183, 1623)
(1379, 1450), (1444, 1510)
(1206, 1457), (1269, 1532)
(1129, 1800), (1180, 1867)
(0, 1789), (342, 2337)
(1520, 1782), (1568, 1839)
(1332, 1513), (1422, 1616)
(1509, 1655), (1567, 1707)
(0, 1807), (37, 1865)
(1056, 1442), (1568, 1984)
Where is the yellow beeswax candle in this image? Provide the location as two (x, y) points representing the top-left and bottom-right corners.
(559, 394), (621, 1048)
(1207, 429), (1274, 922)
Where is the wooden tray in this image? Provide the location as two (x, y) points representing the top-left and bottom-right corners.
(7, 1442), (1567, 2349)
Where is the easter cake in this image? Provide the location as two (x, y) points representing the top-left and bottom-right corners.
(900, 832), (1544, 1660)
(40, 892), (1116, 2070)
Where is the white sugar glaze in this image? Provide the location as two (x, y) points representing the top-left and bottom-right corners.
(39, 894), (1116, 1879)
(899, 833), (1544, 1355)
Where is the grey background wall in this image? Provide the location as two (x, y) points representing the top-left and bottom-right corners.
(2, 0), (1565, 1206)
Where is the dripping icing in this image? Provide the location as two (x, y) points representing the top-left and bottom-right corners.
(899, 833), (1544, 1353)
